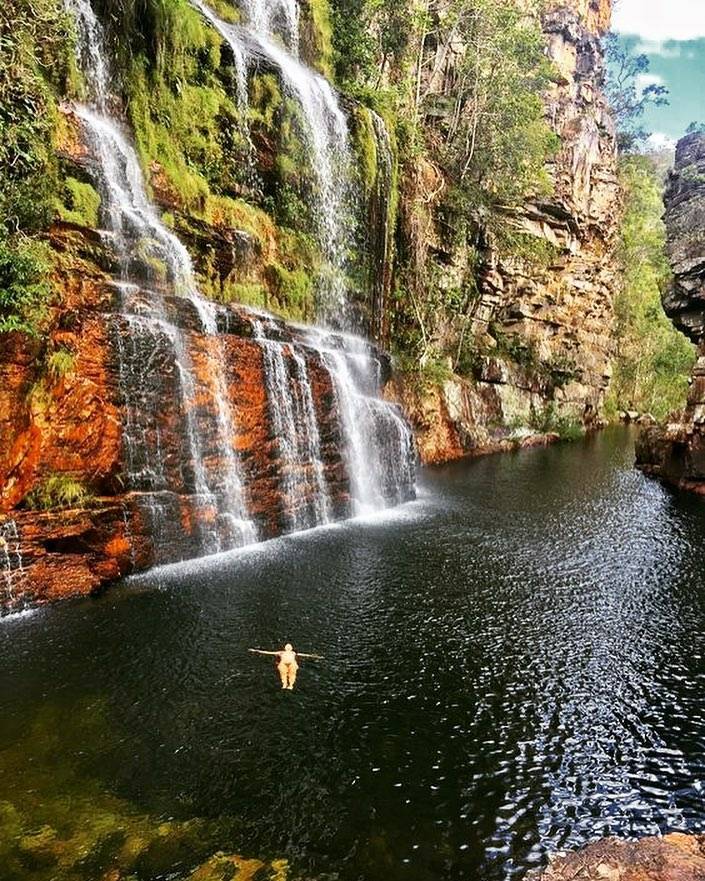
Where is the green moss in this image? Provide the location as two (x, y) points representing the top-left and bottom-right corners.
(266, 262), (315, 321)
(351, 105), (378, 196)
(206, 0), (242, 24)
(46, 349), (76, 382)
(56, 177), (101, 228)
(248, 73), (283, 129)
(204, 195), (276, 244)
(300, 0), (334, 79)
(24, 474), (93, 511)
(217, 281), (269, 309)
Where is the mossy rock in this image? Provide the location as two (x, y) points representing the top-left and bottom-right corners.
(17, 826), (60, 869)
(298, 0), (333, 79)
(56, 177), (101, 229)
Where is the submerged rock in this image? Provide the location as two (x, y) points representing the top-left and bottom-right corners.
(533, 833), (705, 880)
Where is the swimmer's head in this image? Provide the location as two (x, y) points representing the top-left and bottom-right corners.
(285, 643), (293, 651)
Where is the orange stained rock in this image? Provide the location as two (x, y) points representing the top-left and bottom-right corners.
(534, 833), (705, 881)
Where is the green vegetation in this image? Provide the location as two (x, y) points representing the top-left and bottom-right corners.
(300, 0), (335, 79)
(528, 403), (584, 442)
(0, 0), (74, 334)
(24, 475), (93, 511)
(432, 0), (558, 211)
(0, 239), (54, 335)
(46, 348), (77, 382)
(606, 156), (695, 422)
(56, 177), (101, 228)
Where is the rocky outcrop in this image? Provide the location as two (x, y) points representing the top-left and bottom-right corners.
(636, 134), (705, 490)
(532, 833), (705, 880)
(387, 360), (563, 465)
(0, 217), (414, 611)
(393, 0), (619, 462)
(473, 1), (619, 419)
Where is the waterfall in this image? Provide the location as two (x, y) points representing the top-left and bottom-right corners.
(240, 0), (299, 53)
(51, 0), (415, 586)
(251, 315), (333, 530)
(302, 328), (416, 513)
(65, 0), (257, 555)
(189, 0), (353, 324)
(1, 521), (26, 612)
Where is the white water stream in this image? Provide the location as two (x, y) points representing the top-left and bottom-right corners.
(3, 0), (419, 593)
(66, 0), (257, 553)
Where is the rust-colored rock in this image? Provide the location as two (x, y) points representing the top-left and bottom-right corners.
(532, 833), (705, 881)
(0, 220), (411, 611)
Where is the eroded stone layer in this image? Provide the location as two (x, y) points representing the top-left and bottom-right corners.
(393, 0), (619, 461)
(636, 134), (705, 491)
(531, 832), (705, 880)
(0, 227), (413, 611)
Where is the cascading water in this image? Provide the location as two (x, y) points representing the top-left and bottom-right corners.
(189, 0), (353, 322)
(303, 328), (416, 513)
(43, 0), (414, 589)
(0, 521), (26, 612)
(240, 0), (299, 53)
(183, 0), (416, 520)
(65, 0), (257, 555)
(251, 315), (332, 529)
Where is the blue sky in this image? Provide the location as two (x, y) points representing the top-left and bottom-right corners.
(612, 0), (705, 148)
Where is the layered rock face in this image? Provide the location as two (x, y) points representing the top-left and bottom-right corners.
(636, 134), (705, 490)
(391, 0), (620, 464)
(0, 223), (414, 611)
(532, 832), (705, 880)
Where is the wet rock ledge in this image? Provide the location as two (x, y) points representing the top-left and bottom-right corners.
(533, 833), (705, 881)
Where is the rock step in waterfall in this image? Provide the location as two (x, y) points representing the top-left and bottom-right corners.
(0, 0), (416, 611)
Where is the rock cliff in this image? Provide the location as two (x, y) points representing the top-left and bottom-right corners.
(0, 213), (414, 607)
(390, 0), (620, 463)
(636, 134), (705, 490)
(0, 0), (620, 609)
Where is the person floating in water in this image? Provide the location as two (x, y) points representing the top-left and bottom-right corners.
(248, 643), (323, 690)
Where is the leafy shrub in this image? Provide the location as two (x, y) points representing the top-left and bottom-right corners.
(24, 475), (93, 511)
(529, 403), (584, 441)
(0, 238), (53, 335)
(47, 348), (76, 381)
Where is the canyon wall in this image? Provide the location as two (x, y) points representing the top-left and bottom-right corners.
(0, 0), (620, 609)
(389, 0), (620, 463)
(636, 133), (705, 491)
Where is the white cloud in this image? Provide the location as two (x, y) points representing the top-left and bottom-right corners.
(634, 40), (682, 58)
(645, 132), (678, 152)
(635, 72), (665, 94)
(613, 0), (705, 41)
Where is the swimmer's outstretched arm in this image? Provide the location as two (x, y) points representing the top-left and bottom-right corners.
(248, 648), (279, 655)
(296, 652), (325, 659)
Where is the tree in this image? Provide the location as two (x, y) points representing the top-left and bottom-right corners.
(603, 33), (669, 153)
(426, 0), (558, 209)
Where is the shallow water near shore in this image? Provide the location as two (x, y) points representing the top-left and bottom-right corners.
(3, 428), (705, 880)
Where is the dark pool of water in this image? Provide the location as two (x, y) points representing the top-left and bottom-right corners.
(4, 429), (705, 880)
